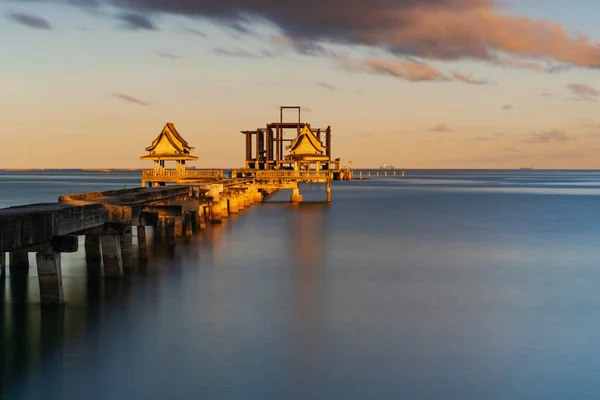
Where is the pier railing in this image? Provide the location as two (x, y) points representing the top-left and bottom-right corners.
(252, 170), (332, 180)
(142, 169), (224, 181)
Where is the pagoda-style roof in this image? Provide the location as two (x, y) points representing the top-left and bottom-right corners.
(285, 125), (329, 161)
(141, 123), (198, 161)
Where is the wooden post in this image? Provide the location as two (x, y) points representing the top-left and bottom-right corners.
(36, 251), (64, 305)
(326, 182), (331, 203)
(137, 226), (148, 260)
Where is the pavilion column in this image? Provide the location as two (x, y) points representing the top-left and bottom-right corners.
(36, 251), (64, 305)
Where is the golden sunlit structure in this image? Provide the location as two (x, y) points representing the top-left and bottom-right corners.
(140, 123), (222, 187)
(234, 106), (350, 202)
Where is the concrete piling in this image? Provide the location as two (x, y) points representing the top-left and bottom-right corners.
(0, 252), (5, 279)
(175, 218), (183, 237)
(184, 213), (193, 239)
(137, 226), (148, 260)
(229, 196), (239, 214)
(84, 234), (102, 263)
(220, 199), (229, 219)
(211, 202), (223, 224)
(165, 217), (176, 249)
(200, 206), (208, 229)
(9, 252), (29, 272)
(36, 251), (64, 305)
(101, 234), (124, 278)
(291, 185), (303, 203)
(120, 225), (133, 269)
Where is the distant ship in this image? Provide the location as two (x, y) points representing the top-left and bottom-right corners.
(380, 164), (395, 170)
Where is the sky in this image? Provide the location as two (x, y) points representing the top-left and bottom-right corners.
(2, 0), (600, 169)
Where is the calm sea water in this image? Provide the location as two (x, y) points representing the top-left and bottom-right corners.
(3, 170), (600, 399)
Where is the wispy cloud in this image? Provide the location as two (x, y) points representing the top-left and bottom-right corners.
(110, 93), (149, 106)
(212, 47), (274, 59)
(338, 56), (451, 83)
(117, 13), (157, 31)
(157, 51), (180, 59)
(315, 81), (337, 90)
(430, 124), (452, 132)
(523, 130), (572, 144)
(451, 72), (492, 85)
(567, 83), (600, 102)
(9, 13), (51, 30)
(541, 92), (554, 98)
(182, 27), (205, 37)
(502, 104), (513, 111)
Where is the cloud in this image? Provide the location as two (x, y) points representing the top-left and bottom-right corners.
(47, 0), (600, 70)
(451, 71), (492, 85)
(567, 83), (600, 101)
(522, 129), (572, 143)
(182, 27), (205, 37)
(316, 81), (337, 90)
(430, 124), (452, 132)
(9, 13), (52, 30)
(502, 104), (513, 110)
(494, 132), (507, 137)
(110, 93), (149, 106)
(541, 92), (554, 97)
(117, 13), (157, 31)
(212, 47), (275, 59)
(157, 51), (180, 59)
(339, 56), (451, 82)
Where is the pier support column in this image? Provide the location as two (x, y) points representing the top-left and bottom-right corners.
(137, 226), (148, 260)
(0, 252), (5, 279)
(165, 217), (176, 249)
(200, 206), (208, 229)
(84, 234), (102, 263)
(326, 182), (331, 203)
(291, 185), (303, 203)
(211, 202), (223, 224)
(120, 225), (133, 269)
(184, 213), (193, 239)
(254, 190), (263, 203)
(229, 196), (239, 214)
(9, 252), (29, 272)
(220, 199), (229, 219)
(175, 218), (183, 237)
(191, 211), (200, 233)
(36, 251), (64, 305)
(101, 234), (123, 278)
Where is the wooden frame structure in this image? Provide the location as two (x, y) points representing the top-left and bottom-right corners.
(241, 106), (337, 171)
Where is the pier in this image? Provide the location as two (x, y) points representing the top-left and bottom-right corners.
(0, 106), (346, 305)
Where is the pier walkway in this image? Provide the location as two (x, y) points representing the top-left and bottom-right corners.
(0, 180), (273, 304)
